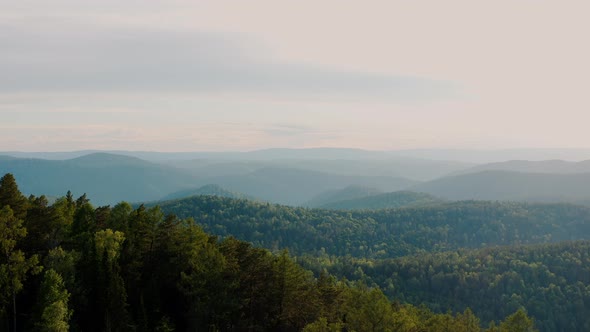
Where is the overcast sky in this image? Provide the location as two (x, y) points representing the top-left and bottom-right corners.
(1, 0), (589, 152)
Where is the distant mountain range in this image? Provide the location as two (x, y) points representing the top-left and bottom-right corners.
(406, 159), (590, 204)
(414, 170), (590, 204)
(198, 167), (418, 206)
(7, 149), (590, 207)
(0, 153), (197, 205)
(5, 147), (590, 163)
(456, 159), (590, 175)
(0, 152), (421, 206)
(0, 148), (410, 162)
(389, 148), (590, 163)
(169, 158), (469, 182)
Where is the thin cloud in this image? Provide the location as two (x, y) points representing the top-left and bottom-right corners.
(0, 19), (455, 101)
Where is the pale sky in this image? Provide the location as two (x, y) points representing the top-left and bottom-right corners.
(1, 0), (589, 152)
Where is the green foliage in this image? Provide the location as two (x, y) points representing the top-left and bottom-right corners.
(43, 247), (78, 290)
(0, 173), (28, 220)
(273, 250), (321, 329)
(162, 184), (254, 201)
(94, 229), (125, 264)
(34, 269), (71, 332)
(0, 174), (583, 331)
(303, 317), (343, 332)
(303, 241), (587, 331)
(499, 309), (538, 332)
(305, 185), (383, 208)
(0, 205), (41, 330)
(153, 195), (590, 258)
(319, 190), (442, 210)
(94, 229), (129, 331)
(344, 284), (396, 332)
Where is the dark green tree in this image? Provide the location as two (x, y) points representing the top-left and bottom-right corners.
(273, 250), (321, 330)
(0, 174), (28, 220)
(95, 229), (129, 332)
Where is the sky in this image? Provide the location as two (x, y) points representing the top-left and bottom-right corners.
(1, 0), (589, 152)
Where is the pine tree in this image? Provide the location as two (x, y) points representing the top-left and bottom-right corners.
(95, 229), (129, 331)
(0, 174), (28, 220)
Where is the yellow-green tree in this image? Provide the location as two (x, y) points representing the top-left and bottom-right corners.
(35, 269), (71, 332)
(345, 284), (395, 332)
(0, 206), (41, 332)
(499, 309), (538, 332)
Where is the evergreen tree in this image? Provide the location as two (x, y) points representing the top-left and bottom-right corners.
(0, 174), (28, 220)
(95, 229), (129, 332)
(273, 250), (321, 330)
(177, 223), (229, 330)
(456, 308), (481, 332)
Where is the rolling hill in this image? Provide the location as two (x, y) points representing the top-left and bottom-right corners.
(1, 153), (420, 206)
(304, 185), (383, 207)
(414, 170), (590, 204)
(170, 158), (472, 182)
(456, 159), (590, 175)
(161, 184), (254, 201)
(0, 153), (199, 205)
(152, 195), (590, 259)
(318, 190), (443, 210)
(198, 167), (419, 205)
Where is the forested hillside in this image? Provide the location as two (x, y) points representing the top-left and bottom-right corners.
(151, 195), (590, 331)
(300, 241), (590, 332)
(153, 195), (590, 258)
(317, 190), (443, 210)
(304, 185), (383, 208)
(0, 173), (534, 331)
(161, 184), (254, 201)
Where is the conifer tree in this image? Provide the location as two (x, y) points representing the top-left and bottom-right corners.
(95, 229), (129, 331)
(0, 173), (28, 220)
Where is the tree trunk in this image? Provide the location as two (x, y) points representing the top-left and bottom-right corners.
(12, 288), (16, 332)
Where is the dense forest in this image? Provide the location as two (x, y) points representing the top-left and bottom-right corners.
(310, 190), (442, 211)
(151, 195), (590, 331)
(0, 173), (537, 331)
(152, 195), (590, 259)
(299, 241), (590, 332)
